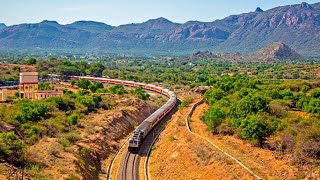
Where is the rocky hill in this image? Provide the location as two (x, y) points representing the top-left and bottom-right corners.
(0, 23), (6, 30)
(249, 42), (303, 61)
(0, 2), (319, 56)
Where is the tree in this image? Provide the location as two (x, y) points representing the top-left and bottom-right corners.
(230, 94), (269, 119)
(134, 85), (150, 100)
(70, 80), (76, 87)
(77, 78), (91, 89)
(24, 58), (37, 65)
(14, 100), (49, 123)
(88, 82), (104, 93)
(0, 131), (25, 163)
(109, 84), (128, 95)
(311, 89), (320, 98)
(201, 107), (225, 132)
(240, 115), (268, 145)
(56, 65), (79, 77)
(88, 62), (105, 77)
(204, 88), (225, 105)
(38, 82), (54, 90)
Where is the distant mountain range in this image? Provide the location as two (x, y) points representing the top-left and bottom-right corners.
(0, 23), (6, 30)
(0, 2), (319, 57)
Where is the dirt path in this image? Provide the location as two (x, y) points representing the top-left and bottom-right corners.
(149, 97), (255, 180)
(189, 103), (301, 179)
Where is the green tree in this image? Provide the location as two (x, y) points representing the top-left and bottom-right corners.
(201, 107), (225, 132)
(230, 94), (269, 119)
(240, 115), (268, 145)
(88, 82), (104, 93)
(134, 85), (150, 100)
(24, 58), (37, 65)
(204, 88), (225, 105)
(68, 113), (78, 125)
(109, 84), (128, 95)
(311, 89), (320, 98)
(14, 100), (49, 123)
(0, 131), (25, 163)
(38, 82), (54, 90)
(70, 80), (76, 87)
(77, 78), (91, 89)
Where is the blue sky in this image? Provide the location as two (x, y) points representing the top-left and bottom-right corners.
(1, 0), (319, 26)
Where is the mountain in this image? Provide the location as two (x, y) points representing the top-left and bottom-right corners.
(249, 42), (303, 61)
(0, 23), (6, 30)
(0, 2), (319, 56)
(213, 2), (320, 57)
(67, 21), (114, 33)
(190, 51), (219, 60)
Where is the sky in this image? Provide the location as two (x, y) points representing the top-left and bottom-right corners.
(0, 0), (319, 26)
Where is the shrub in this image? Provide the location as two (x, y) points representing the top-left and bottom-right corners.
(77, 78), (91, 89)
(109, 84), (128, 95)
(0, 132), (25, 163)
(88, 82), (104, 93)
(201, 107), (225, 133)
(240, 115), (268, 145)
(48, 96), (75, 111)
(38, 82), (54, 90)
(311, 89), (320, 98)
(204, 88), (225, 105)
(229, 94), (269, 119)
(68, 113), (78, 125)
(178, 98), (192, 110)
(78, 89), (90, 96)
(14, 100), (49, 123)
(304, 98), (320, 115)
(134, 85), (150, 100)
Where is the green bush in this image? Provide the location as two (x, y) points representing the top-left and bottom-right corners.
(201, 107), (225, 133)
(77, 78), (91, 89)
(14, 100), (49, 123)
(239, 115), (268, 145)
(304, 98), (320, 115)
(134, 85), (150, 100)
(78, 89), (90, 96)
(109, 84), (128, 95)
(0, 131), (25, 162)
(68, 113), (78, 125)
(311, 89), (320, 98)
(48, 96), (75, 111)
(38, 82), (54, 90)
(88, 82), (104, 93)
(204, 88), (225, 105)
(229, 94), (269, 119)
(178, 98), (192, 110)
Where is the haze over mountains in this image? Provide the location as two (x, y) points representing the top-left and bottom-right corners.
(0, 2), (319, 57)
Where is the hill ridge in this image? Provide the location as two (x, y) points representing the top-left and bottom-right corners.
(0, 2), (319, 56)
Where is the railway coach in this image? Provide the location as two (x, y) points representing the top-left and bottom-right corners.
(70, 76), (177, 152)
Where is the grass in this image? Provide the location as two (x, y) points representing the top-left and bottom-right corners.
(178, 98), (193, 111)
(169, 135), (177, 142)
(67, 174), (80, 180)
(0, 165), (7, 174)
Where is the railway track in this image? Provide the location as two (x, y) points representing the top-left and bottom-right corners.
(112, 100), (179, 180)
(118, 151), (139, 180)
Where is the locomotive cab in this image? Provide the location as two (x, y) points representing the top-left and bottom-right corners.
(128, 130), (144, 153)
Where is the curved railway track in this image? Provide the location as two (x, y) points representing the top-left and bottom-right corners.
(118, 151), (139, 180)
(116, 100), (179, 180)
(69, 76), (177, 180)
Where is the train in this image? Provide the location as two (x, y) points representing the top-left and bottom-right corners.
(70, 76), (177, 152)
